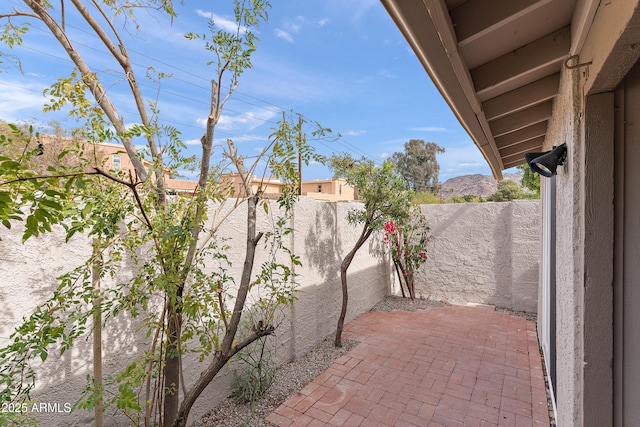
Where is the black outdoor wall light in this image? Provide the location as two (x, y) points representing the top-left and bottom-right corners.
(524, 143), (567, 177)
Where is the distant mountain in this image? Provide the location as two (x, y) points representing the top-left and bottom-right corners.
(440, 173), (524, 198)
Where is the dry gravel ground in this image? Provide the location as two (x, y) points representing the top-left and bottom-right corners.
(192, 336), (359, 427)
(192, 297), (540, 427)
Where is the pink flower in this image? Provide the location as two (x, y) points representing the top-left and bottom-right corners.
(419, 252), (427, 260)
(384, 221), (396, 234)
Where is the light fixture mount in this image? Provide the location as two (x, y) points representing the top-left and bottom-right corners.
(524, 143), (567, 177)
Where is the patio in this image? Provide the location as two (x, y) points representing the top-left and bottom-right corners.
(266, 305), (550, 426)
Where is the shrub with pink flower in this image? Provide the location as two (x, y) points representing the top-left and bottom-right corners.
(384, 221), (396, 234)
(383, 207), (429, 300)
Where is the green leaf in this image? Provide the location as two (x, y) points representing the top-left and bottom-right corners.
(0, 160), (21, 170)
(39, 198), (63, 211)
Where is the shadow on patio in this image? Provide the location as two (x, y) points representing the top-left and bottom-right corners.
(266, 305), (550, 426)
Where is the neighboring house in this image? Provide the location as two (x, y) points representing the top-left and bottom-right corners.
(97, 143), (148, 177)
(219, 173), (284, 197)
(382, 0), (640, 425)
(95, 143), (199, 194)
(39, 136), (197, 194)
(221, 173), (356, 201)
(40, 136), (357, 199)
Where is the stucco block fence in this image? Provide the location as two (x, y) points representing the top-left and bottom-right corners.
(0, 197), (539, 426)
(414, 200), (540, 312)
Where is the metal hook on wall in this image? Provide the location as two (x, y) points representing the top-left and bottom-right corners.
(564, 54), (592, 70)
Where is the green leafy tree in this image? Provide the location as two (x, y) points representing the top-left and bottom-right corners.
(462, 194), (484, 202)
(329, 155), (412, 347)
(412, 191), (441, 204)
(487, 179), (525, 202)
(448, 195), (466, 203)
(517, 163), (540, 196)
(0, 2), (328, 426)
(391, 139), (444, 193)
(445, 194), (484, 203)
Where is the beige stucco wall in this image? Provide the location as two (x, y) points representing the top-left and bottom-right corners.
(0, 196), (540, 426)
(0, 196), (391, 426)
(409, 200), (540, 312)
(538, 2), (640, 424)
(543, 65), (585, 427)
(543, 44), (619, 427)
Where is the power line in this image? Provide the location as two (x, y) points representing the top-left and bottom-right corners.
(2, 6), (382, 164)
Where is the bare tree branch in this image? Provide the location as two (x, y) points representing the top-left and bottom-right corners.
(23, 0), (149, 184)
(0, 8), (39, 19)
(71, 0), (167, 205)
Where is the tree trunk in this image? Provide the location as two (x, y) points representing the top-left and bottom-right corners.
(172, 194), (264, 427)
(172, 327), (274, 427)
(163, 303), (181, 426)
(393, 260), (407, 298)
(407, 274), (415, 300)
(335, 226), (372, 347)
(92, 240), (103, 427)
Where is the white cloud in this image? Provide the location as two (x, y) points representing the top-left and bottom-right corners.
(0, 79), (49, 122)
(380, 152), (389, 159)
(438, 145), (491, 179)
(317, 18), (330, 27)
(285, 16), (304, 33)
(274, 29), (294, 43)
(355, 69), (397, 85)
(124, 122), (142, 131)
(195, 10), (246, 33)
(324, 0), (377, 24)
(196, 107), (278, 133)
(411, 126), (448, 132)
(378, 70), (397, 79)
(343, 130), (366, 136)
(209, 134), (268, 147)
(233, 135), (266, 144)
(275, 16), (305, 42)
(242, 54), (350, 102)
(172, 169), (200, 180)
(458, 162), (482, 168)
(184, 138), (201, 146)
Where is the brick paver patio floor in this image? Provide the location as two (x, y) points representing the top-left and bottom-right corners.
(266, 305), (550, 426)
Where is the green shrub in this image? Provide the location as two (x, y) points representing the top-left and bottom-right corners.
(412, 191), (440, 204)
(231, 338), (275, 404)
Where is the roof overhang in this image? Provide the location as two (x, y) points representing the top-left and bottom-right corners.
(381, 0), (588, 180)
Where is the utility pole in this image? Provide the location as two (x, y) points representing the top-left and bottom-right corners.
(92, 239), (103, 427)
(298, 115), (303, 196)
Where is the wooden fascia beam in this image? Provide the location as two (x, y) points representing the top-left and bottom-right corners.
(483, 73), (560, 121)
(499, 135), (546, 159)
(495, 121), (548, 149)
(471, 26), (571, 97)
(452, 0), (552, 46)
(490, 101), (553, 137)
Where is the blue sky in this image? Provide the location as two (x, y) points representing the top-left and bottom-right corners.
(0, 0), (499, 181)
